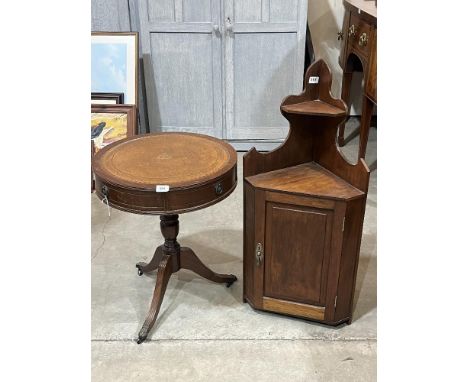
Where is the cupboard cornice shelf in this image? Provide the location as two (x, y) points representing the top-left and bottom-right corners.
(280, 101), (346, 117)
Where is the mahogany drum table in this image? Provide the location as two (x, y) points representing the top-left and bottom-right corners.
(93, 132), (238, 343)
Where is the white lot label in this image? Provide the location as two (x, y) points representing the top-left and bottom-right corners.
(309, 76), (319, 84)
(156, 185), (170, 192)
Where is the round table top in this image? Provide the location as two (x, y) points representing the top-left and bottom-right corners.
(93, 132), (237, 190)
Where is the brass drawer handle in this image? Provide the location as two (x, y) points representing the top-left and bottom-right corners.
(359, 32), (368, 47)
(348, 24), (357, 38)
(255, 243), (263, 267)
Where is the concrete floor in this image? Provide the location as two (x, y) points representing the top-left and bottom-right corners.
(92, 119), (377, 381)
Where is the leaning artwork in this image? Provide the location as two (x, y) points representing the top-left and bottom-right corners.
(91, 32), (138, 105)
(91, 112), (128, 151)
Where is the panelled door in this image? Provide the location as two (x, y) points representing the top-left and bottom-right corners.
(264, 202), (334, 307)
(136, 0), (223, 137)
(135, 0), (307, 141)
(252, 193), (337, 321)
(224, 0), (307, 140)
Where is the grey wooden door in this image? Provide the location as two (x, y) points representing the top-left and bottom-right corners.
(135, 0), (307, 143)
(92, 0), (130, 31)
(136, 0), (223, 137)
(224, 0), (308, 142)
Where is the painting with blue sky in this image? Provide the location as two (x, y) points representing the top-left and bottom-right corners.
(91, 43), (128, 102)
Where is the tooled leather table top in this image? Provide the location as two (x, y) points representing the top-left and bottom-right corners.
(93, 132), (237, 190)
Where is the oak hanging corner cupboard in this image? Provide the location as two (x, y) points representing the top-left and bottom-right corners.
(243, 59), (370, 325)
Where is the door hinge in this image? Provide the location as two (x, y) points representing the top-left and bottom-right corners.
(334, 296), (338, 309)
(342, 217), (346, 232)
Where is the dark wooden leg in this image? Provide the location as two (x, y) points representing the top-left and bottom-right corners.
(180, 247), (237, 287)
(137, 254), (173, 344)
(358, 95), (374, 159)
(137, 215), (180, 344)
(136, 245), (164, 275)
(338, 71), (353, 147)
(136, 214), (237, 343)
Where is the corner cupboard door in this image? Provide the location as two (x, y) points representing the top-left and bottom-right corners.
(259, 199), (335, 321)
(224, 0), (308, 141)
(136, 0), (223, 137)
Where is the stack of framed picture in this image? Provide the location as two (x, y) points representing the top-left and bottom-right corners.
(91, 32), (139, 191)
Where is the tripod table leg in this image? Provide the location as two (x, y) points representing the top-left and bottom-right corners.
(179, 246), (237, 287)
(136, 245), (164, 276)
(137, 254), (173, 344)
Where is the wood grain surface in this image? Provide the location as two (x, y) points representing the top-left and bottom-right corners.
(246, 162), (364, 200)
(280, 100), (346, 117)
(263, 297), (325, 321)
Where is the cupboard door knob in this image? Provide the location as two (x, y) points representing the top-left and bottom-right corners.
(255, 243), (263, 266)
(212, 24), (220, 34)
(226, 17), (233, 33)
(348, 24), (357, 38)
(358, 32), (368, 46)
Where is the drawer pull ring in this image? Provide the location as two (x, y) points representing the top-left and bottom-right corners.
(348, 24), (357, 38)
(101, 185), (108, 197)
(214, 182), (223, 195)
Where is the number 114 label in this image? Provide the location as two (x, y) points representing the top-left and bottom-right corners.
(309, 76), (319, 84)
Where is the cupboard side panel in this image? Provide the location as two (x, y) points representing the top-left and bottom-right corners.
(335, 197), (367, 322)
(243, 181), (256, 303)
(253, 189), (266, 307)
(324, 201), (347, 322)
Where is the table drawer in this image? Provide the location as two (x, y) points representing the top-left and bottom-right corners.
(348, 12), (372, 58)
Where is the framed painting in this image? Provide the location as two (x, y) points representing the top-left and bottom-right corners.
(91, 92), (125, 105)
(91, 104), (137, 192)
(91, 104), (137, 153)
(91, 32), (138, 105)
